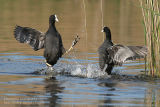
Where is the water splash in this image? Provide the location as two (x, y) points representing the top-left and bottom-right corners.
(38, 63), (110, 78)
(70, 64), (109, 78)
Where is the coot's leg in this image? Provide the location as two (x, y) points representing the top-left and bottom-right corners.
(65, 46), (73, 54)
(33, 61), (54, 75)
(46, 62), (52, 67)
(45, 60), (54, 71)
(65, 35), (80, 54)
(105, 64), (114, 75)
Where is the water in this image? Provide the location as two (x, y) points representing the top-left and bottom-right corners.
(0, 0), (160, 107)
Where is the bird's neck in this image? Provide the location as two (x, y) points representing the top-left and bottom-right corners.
(103, 40), (113, 46)
(105, 32), (112, 42)
(48, 23), (57, 32)
(105, 38), (112, 43)
(103, 32), (113, 47)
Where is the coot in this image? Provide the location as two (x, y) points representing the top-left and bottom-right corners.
(14, 14), (80, 68)
(98, 26), (148, 75)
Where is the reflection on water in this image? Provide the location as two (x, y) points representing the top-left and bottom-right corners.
(0, 0), (160, 107)
(45, 77), (64, 107)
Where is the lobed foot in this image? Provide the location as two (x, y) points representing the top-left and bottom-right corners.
(65, 35), (80, 54)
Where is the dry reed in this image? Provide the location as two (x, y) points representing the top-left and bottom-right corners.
(140, 0), (160, 77)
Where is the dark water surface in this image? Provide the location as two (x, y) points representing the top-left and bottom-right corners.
(0, 0), (160, 107)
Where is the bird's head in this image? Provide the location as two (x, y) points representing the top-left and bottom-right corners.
(49, 14), (59, 24)
(101, 26), (110, 33)
(101, 26), (112, 41)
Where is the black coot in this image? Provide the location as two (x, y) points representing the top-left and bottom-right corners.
(98, 26), (148, 75)
(14, 14), (80, 67)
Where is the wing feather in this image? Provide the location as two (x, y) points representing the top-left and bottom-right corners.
(107, 45), (148, 65)
(14, 25), (45, 51)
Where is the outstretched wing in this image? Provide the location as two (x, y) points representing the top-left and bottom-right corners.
(14, 25), (45, 51)
(107, 44), (148, 65)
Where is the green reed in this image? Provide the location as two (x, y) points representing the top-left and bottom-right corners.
(140, 0), (160, 77)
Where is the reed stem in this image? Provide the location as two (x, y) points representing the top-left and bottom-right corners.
(140, 0), (160, 77)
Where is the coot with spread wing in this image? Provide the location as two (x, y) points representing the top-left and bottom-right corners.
(98, 26), (147, 75)
(14, 14), (80, 68)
